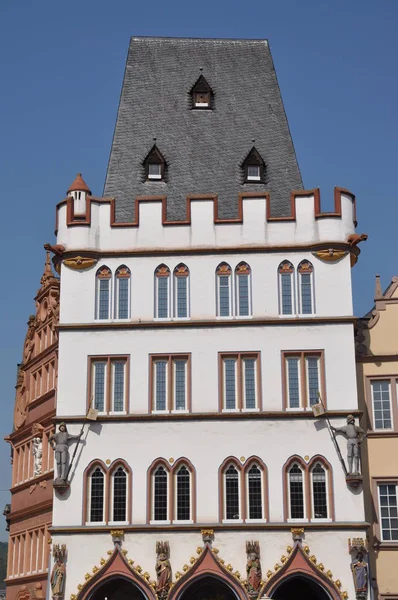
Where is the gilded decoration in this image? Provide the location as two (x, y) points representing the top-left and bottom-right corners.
(71, 546), (156, 600)
(312, 249), (348, 263)
(263, 542), (349, 600)
(155, 542), (172, 600)
(63, 256), (98, 271)
(174, 264), (189, 278)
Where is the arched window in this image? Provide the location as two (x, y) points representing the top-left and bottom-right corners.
(155, 265), (170, 319)
(96, 266), (112, 320)
(247, 464), (263, 519)
(115, 266), (131, 319)
(224, 464), (240, 520)
(288, 464), (304, 519)
(153, 465), (169, 521)
(298, 261), (315, 315)
(311, 463), (328, 519)
(175, 465), (191, 521)
(216, 263), (232, 317)
(235, 262), (252, 317)
(278, 261), (294, 316)
(174, 264), (189, 318)
(88, 467), (105, 523)
(111, 466), (127, 523)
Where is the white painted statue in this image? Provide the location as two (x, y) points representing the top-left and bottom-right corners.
(32, 437), (43, 476)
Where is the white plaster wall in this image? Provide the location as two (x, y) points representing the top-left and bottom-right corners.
(56, 323), (357, 415)
(51, 529), (363, 600)
(52, 417), (364, 528)
(59, 251), (353, 323)
(56, 192), (356, 253)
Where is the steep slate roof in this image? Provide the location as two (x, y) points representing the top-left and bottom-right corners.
(104, 37), (303, 221)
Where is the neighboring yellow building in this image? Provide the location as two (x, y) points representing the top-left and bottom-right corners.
(356, 275), (398, 599)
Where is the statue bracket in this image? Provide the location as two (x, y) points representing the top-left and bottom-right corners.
(53, 479), (70, 495)
(345, 473), (363, 489)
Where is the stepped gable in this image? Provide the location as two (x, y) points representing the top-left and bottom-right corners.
(104, 36), (303, 222)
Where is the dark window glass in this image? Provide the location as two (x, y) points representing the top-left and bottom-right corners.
(90, 468), (104, 522)
(176, 466), (190, 520)
(225, 465), (240, 519)
(113, 467), (127, 522)
(312, 464), (328, 518)
(154, 466), (168, 521)
(99, 279), (110, 319)
(248, 465), (262, 519)
(289, 464), (304, 519)
(300, 272), (313, 314)
(281, 272), (293, 315)
(117, 277), (129, 319)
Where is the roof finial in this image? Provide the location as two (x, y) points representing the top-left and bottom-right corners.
(153, 137), (157, 142)
(374, 274), (383, 300)
(252, 138), (256, 144)
(40, 251), (55, 287)
(199, 67), (203, 71)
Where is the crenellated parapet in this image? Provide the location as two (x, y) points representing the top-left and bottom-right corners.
(55, 180), (358, 254)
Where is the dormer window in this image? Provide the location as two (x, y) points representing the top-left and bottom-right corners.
(143, 144), (166, 182)
(148, 163), (162, 180)
(190, 74), (213, 109)
(242, 147), (266, 184)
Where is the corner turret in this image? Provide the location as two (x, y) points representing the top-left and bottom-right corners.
(67, 173), (91, 216)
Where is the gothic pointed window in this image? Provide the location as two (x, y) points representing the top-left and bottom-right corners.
(235, 262), (251, 317)
(242, 147), (266, 183)
(88, 467), (105, 523)
(190, 74), (213, 109)
(288, 464), (305, 519)
(95, 266), (112, 320)
(174, 264), (189, 318)
(143, 145), (166, 181)
(112, 466), (127, 523)
(153, 465), (169, 521)
(278, 261), (294, 316)
(175, 465), (191, 521)
(216, 263), (232, 317)
(115, 265), (131, 319)
(247, 464), (263, 519)
(298, 261), (315, 315)
(155, 264), (171, 318)
(225, 464), (240, 520)
(311, 463), (328, 519)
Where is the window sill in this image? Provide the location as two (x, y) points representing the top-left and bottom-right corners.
(245, 518), (267, 523)
(242, 408), (260, 413)
(109, 411), (127, 416)
(222, 519), (243, 524)
(310, 518), (332, 523)
(285, 407), (305, 412)
(172, 520), (194, 524)
(85, 521), (106, 526)
(150, 520), (171, 525)
(222, 409), (240, 413)
(287, 518), (308, 523)
(108, 520), (129, 526)
(171, 409), (189, 414)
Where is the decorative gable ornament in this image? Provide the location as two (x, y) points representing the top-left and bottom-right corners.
(190, 74), (213, 109)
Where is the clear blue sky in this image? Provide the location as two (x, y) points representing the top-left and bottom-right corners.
(0, 0), (396, 540)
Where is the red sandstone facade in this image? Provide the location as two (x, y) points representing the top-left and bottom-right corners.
(5, 253), (59, 600)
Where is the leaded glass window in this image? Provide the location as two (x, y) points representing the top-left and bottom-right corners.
(112, 467), (127, 522)
(286, 357), (300, 409)
(298, 261), (314, 315)
(154, 466), (168, 521)
(112, 361), (125, 412)
(236, 263), (251, 317)
(225, 465), (240, 519)
(155, 265), (170, 318)
(306, 357), (320, 407)
(174, 360), (187, 411)
(96, 266), (111, 320)
(93, 361), (107, 412)
(217, 263), (232, 317)
(312, 463), (328, 519)
(89, 467), (104, 522)
(371, 380), (392, 429)
(176, 465), (190, 520)
(115, 265), (130, 319)
(243, 358), (256, 409)
(289, 464), (304, 519)
(278, 261), (294, 315)
(224, 358), (237, 410)
(155, 361), (168, 411)
(248, 464), (262, 519)
(174, 264), (189, 318)
(378, 483), (398, 541)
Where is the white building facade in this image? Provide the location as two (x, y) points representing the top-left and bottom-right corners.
(49, 38), (368, 600)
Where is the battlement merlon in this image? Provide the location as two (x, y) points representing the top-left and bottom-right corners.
(55, 187), (357, 254)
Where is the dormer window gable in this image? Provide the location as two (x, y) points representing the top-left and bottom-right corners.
(242, 147), (266, 183)
(190, 74), (213, 109)
(143, 145), (167, 181)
